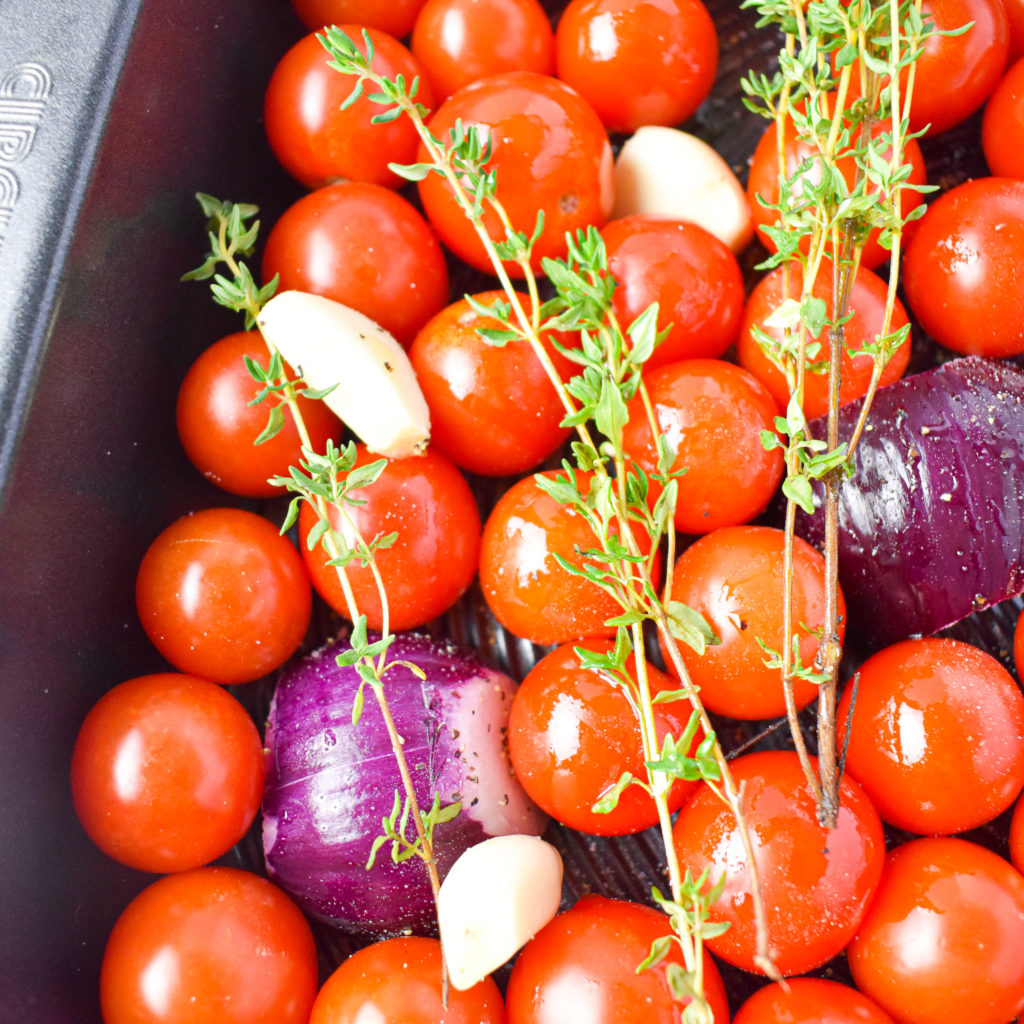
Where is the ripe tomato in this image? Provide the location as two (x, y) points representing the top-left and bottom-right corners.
(290, 0), (429, 37)
(847, 837), (1024, 1024)
(100, 867), (318, 1024)
(1008, 0), (1024, 60)
(135, 508), (312, 684)
(507, 639), (699, 835)
(672, 750), (884, 977)
(621, 358), (784, 535)
(479, 470), (659, 647)
(1009, 795), (1024, 874)
(601, 216), (745, 368)
(417, 72), (614, 275)
(298, 445), (480, 632)
(411, 0), (555, 103)
(661, 525), (844, 721)
(902, 176), (1024, 357)
(176, 330), (341, 498)
(737, 259), (911, 421)
(732, 978), (896, 1024)
(982, 56), (1024, 178)
(408, 290), (573, 475)
(309, 936), (505, 1024)
(71, 673), (264, 873)
(554, 0), (718, 133)
(837, 637), (1024, 835)
(505, 894), (730, 1024)
(264, 28), (434, 190)
(261, 182), (449, 348)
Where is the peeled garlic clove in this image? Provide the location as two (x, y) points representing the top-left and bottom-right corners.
(611, 125), (754, 253)
(256, 290), (430, 458)
(438, 834), (563, 991)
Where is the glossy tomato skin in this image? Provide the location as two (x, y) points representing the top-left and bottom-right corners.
(408, 290), (573, 475)
(135, 508), (312, 685)
(71, 674), (264, 873)
(176, 331), (341, 498)
(732, 977), (896, 1023)
(309, 936), (505, 1024)
(847, 837), (1024, 1024)
(508, 640), (698, 835)
(555, 0), (718, 133)
(264, 28), (434, 190)
(982, 56), (1024, 177)
(672, 750), (884, 977)
(1010, 795), (1024, 874)
(661, 525), (844, 720)
(290, 0), (429, 36)
(100, 867), (318, 1024)
(505, 894), (730, 1024)
(737, 260), (911, 421)
(902, 177), (1024, 357)
(838, 637), (1024, 835)
(298, 445), (481, 632)
(411, 0), (555, 103)
(262, 182), (449, 348)
(622, 358), (784, 535)
(602, 216), (745, 368)
(418, 72), (614, 275)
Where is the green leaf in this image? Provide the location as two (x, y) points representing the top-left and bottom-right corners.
(785, 390), (807, 437)
(665, 601), (720, 655)
(345, 458), (388, 493)
(476, 327), (520, 347)
(254, 404), (285, 445)
(388, 160), (436, 182)
(592, 772), (635, 814)
(651, 688), (689, 705)
(800, 295), (828, 336)
(782, 473), (815, 514)
(351, 682), (365, 726)
(626, 303), (660, 366)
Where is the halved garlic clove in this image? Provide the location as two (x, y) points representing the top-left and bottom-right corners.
(438, 834), (563, 991)
(256, 290), (430, 458)
(611, 125), (754, 253)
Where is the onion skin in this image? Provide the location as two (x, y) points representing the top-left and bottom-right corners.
(262, 632), (547, 937)
(797, 356), (1024, 648)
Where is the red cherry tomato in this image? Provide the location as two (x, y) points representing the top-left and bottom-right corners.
(309, 936), (505, 1024)
(733, 977), (896, 1024)
(902, 176), (1024, 357)
(417, 72), (614, 276)
(508, 640), (699, 835)
(847, 837), (1024, 1024)
(1009, 795), (1024, 874)
(408, 290), (573, 475)
(298, 445), (480, 632)
(602, 215), (745, 368)
(71, 673), (264, 873)
(661, 525), (844, 721)
(264, 28), (434, 190)
(411, 0), (555, 103)
(838, 637), (1024, 835)
(479, 470), (659, 646)
(290, 0), (429, 37)
(737, 259), (911, 421)
(672, 750), (884, 977)
(262, 182), (449, 348)
(176, 330), (341, 498)
(555, 0), (718, 133)
(622, 358), (784, 535)
(505, 894), (730, 1024)
(982, 56), (1024, 177)
(1007, 0), (1024, 60)
(100, 867), (318, 1024)
(135, 508), (312, 685)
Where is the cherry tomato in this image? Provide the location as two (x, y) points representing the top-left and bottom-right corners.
(847, 837), (1024, 1024)
(298, 445), (480, 632)
(601, 215), (745, 368)
(417, 72), (614, 275)
(309, 936), (505, 1024)
(71, 673), (264, 873)
(411, 0), (555, 103)
(902, 176), (1024, 357)
(290, 0), (430, 37)
(982, 56), (1024, 178)
(622, 358), (784, 535)
(838, 637), (1024, 835)
(737, 259), (911, 421)
(135, 508), (312, 684)
(264, 28), (434, 190)
(176, 330), (341, 498)
(262, 182), (449, 348)
(505, 894), (730, 1024)
(408, 290), (573, 475)
(672, 750), (884, 977)
(508, 640), (699, 835)
(733, 977), (896, 1024)
(661, 525), (844, 721)
(555, 0), (718, 133)
(1007, 0), (1024, 60)
(1009, 795), (1024, 874)
(479, 470), (659, 647)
